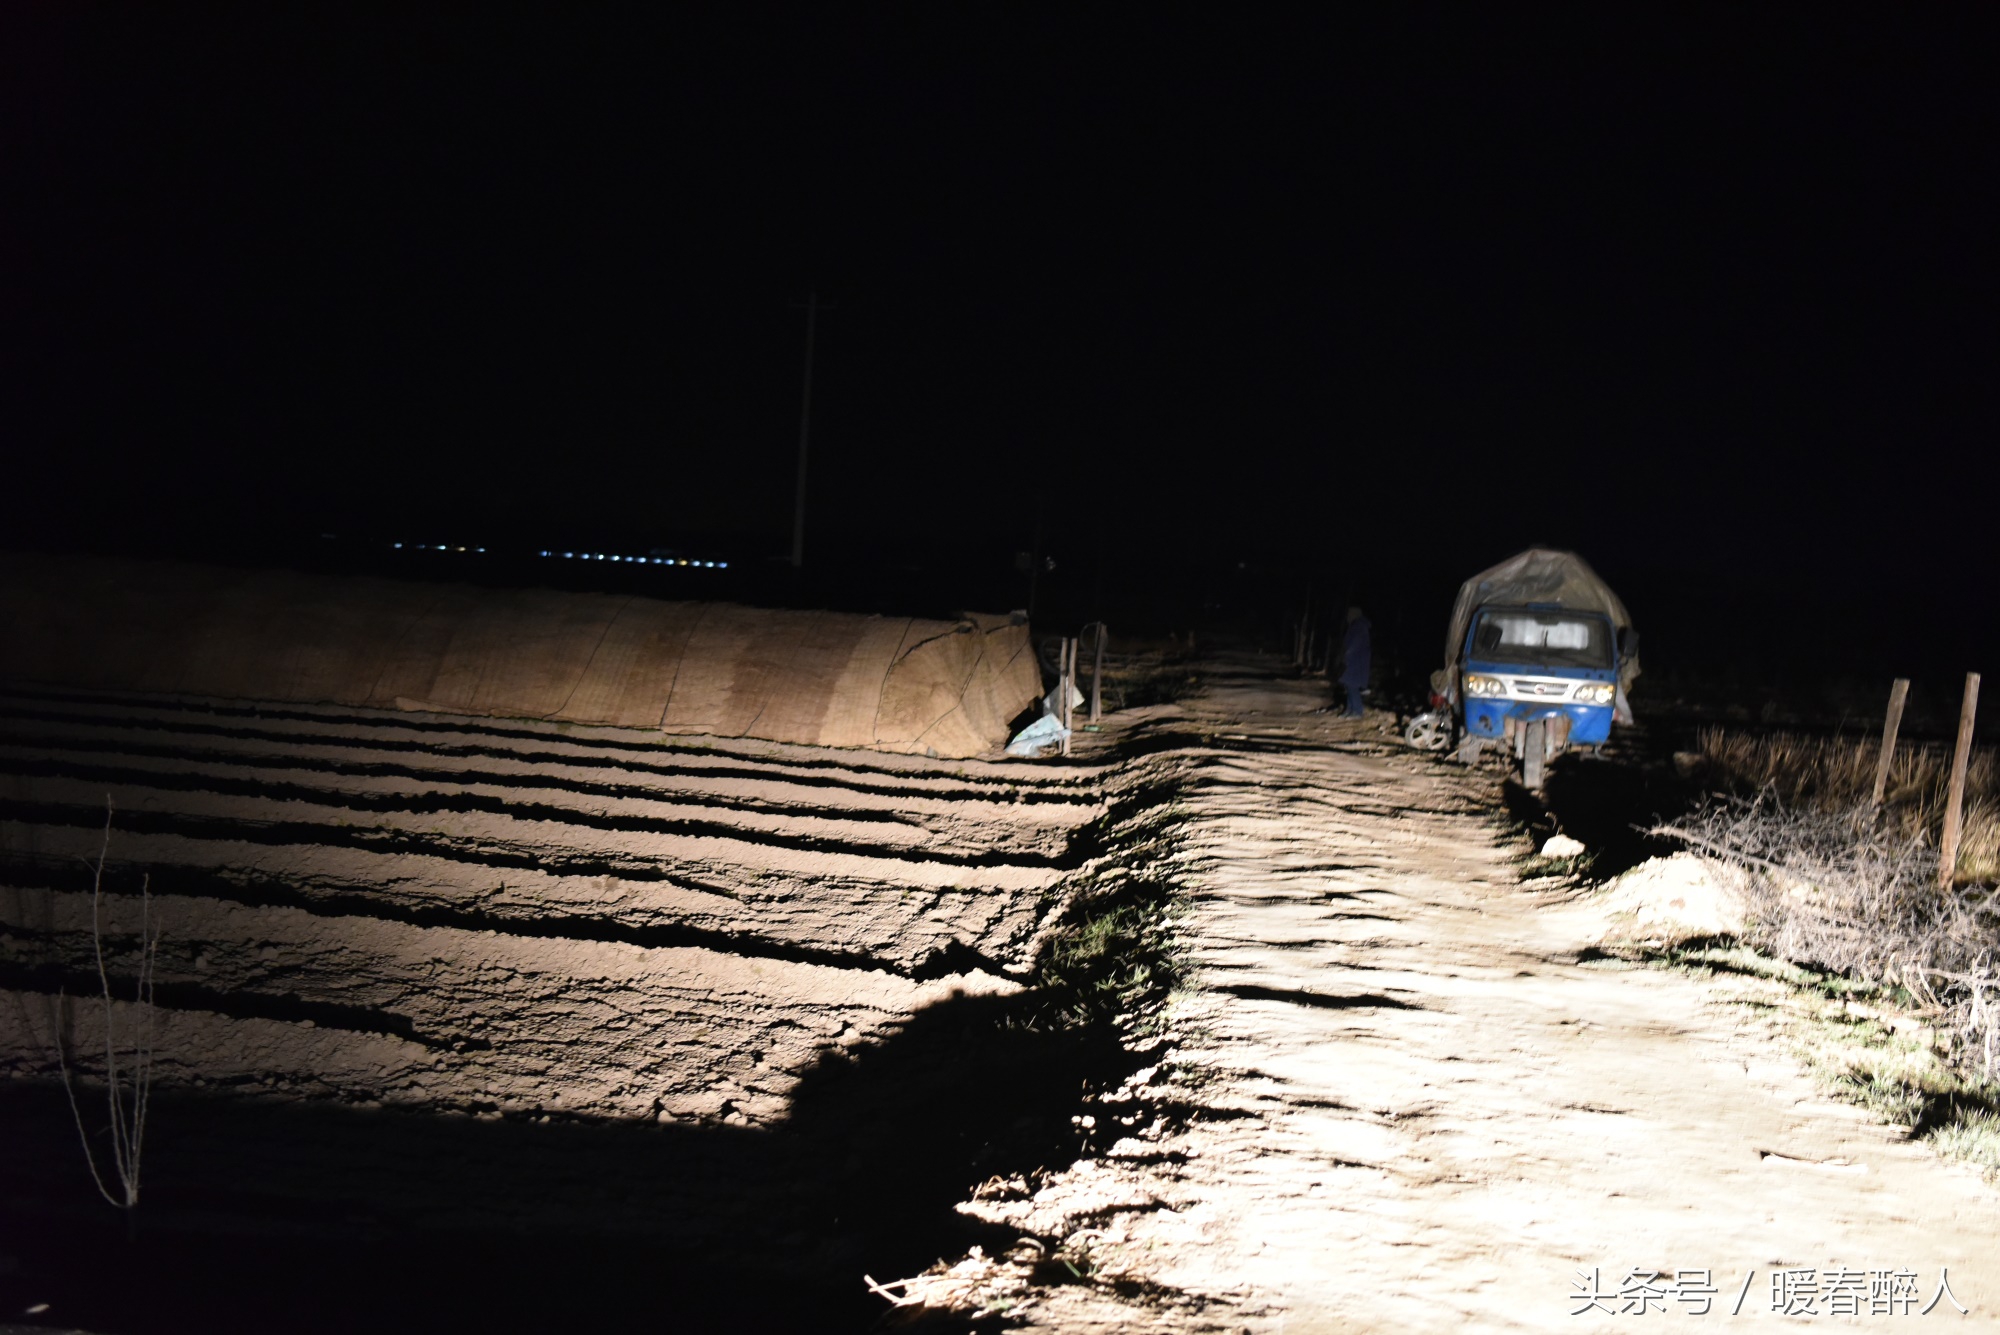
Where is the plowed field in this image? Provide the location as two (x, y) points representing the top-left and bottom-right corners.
(0, 682), (1166, 1333)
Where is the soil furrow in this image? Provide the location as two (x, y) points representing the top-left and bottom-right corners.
(0, 861), (1033, 980)
(0, 725), (1088, 824)
(0, 787), (1074, 880)
(0, 823), (1045, 974)
(0, 751), (1077, 862)
(1, 885), (1023, 1125)
(0, 688), (1092, 797)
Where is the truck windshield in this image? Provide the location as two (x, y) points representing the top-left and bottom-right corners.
(1469, 609), (1613, 670)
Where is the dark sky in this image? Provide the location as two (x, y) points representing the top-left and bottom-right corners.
(4, 9), (1996, 663)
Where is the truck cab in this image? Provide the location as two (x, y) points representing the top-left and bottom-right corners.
(1460, 604), (1625, 780)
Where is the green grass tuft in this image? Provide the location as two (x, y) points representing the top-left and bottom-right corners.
(1652, 940), (2000, 1182)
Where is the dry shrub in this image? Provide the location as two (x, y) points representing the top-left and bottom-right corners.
(1659, 792), (2000, 1084)
(1694, 727), (1999, 884)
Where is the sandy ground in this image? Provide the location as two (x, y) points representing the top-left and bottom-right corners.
(938, 659), (2000, 1332)
(4, 660), (1998, 1333)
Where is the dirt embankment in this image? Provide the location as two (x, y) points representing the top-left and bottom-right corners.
(0, 553), (1042, 757)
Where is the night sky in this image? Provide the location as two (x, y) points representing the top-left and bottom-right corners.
(5, 10), (1996, 677)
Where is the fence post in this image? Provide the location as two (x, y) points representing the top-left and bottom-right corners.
(1869, 677), (1910, 808)
(1058, 637), (1076, 757)
(1939, 671), (1981, 889)
(1089, 623), (1105, 725)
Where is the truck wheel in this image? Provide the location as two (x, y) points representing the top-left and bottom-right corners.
(1403, 712), (1450, 751)
(1522, 719), (1546, 789)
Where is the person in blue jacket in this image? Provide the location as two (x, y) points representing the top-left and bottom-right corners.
(1337, 606), (1371, 717)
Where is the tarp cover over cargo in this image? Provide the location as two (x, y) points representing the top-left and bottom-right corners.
(1444, 548), (1639, 688)
(0, 555), (1042, 758)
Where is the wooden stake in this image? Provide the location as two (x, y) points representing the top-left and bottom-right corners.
(1058, 637), (1076, 757)
(1939, 672), (1980, 889)
(1089, 623), (1105, 725)
(1869, 677), (1910, 808)
(1056, 637), (1067, 756)
(1068, 636), (1078, 727)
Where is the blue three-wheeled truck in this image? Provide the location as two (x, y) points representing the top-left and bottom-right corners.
(1404, 549), (1639, 788)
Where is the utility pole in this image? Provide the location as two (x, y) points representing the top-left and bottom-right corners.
(789, 291), (830, 570)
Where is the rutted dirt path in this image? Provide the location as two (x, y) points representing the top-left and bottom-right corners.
(953, 659), (2000, 1332)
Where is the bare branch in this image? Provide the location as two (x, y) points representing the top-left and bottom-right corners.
(53, 797), (156, 1211)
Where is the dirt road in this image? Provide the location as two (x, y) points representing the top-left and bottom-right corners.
(953, 659), (2000, 1332)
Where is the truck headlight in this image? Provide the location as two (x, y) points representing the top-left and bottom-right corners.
(1573, 682), (1615, 705)
(1464, 674), (1505, 698)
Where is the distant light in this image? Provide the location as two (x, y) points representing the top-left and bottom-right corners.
(393, 542), (403, 549)
(476, 547), (486, 553)
(718, 561), (728, 569)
